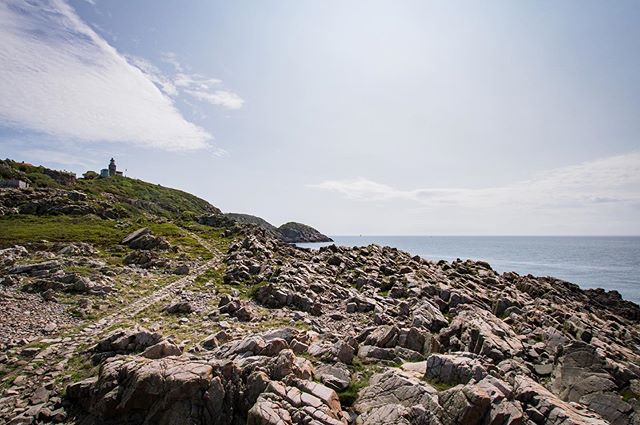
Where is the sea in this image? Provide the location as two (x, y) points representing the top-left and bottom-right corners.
(297, 236), (640, 304)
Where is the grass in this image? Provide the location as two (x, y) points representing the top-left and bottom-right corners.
(0, 214), (229, 262)
(621, 388), (638, 402)
(425, 377), (456, 391)
(337, 360), (381, 407)
(76, 175), (217, 219)
(244, 280), (269, 300)
(0, 215), (127, 248)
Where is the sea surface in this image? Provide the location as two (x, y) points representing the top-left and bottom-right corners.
(297, 236), (640, 304)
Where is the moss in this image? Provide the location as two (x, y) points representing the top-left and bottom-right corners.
(62, 353), (97, 387)
(621, 388), (638, 401)
(245, 281), (269, 300)
(337, 381), (367, 407)
(336, 361), (386, 407)
(425, 378), (455, 391)
(192, 267), (225, 290)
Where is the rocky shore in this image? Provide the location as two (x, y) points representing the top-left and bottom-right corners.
(2, 224), (639, 424)
(1, 161), (639, 424)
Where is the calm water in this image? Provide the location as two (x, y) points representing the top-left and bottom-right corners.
(297, 236), (640, 304)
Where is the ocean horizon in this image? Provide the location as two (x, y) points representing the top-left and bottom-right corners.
(298, 235), (640, 304)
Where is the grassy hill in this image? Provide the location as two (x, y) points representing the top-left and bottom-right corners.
(0, 159), (220, 220)
(0, 159), (225, 251)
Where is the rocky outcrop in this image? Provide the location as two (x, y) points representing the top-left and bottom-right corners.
(2, 215), (636, 424)
(121, 228), (171, 250)
(91, 327), (163, 363)
(277, 222), (333, 243)
(222, 213), (332, 243)
(67, 349), (347, 425)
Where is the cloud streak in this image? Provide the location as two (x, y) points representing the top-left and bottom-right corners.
(0, 0), (215, 150)
(311, 152), (640, 210)
(131, 55), (244, 110)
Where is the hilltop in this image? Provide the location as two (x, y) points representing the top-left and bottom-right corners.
(0, 159), (327, 244)
(225, 212), (332, 243)
(0, 158), (640, 425)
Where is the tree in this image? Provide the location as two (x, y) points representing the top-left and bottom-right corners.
(83, 170), (98, 180)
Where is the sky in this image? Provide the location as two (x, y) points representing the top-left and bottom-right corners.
(1, 0), (639, 235)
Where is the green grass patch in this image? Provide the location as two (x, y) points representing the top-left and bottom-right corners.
(76, 176), (216, 219)
(621, 388), (638, 401)
(0, 215), (126, 248)
(425, 378), (456, 392)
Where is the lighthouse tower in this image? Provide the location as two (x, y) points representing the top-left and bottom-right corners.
(108, 158), (117, 177)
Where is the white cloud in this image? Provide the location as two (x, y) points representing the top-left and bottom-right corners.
(311, 152), (640, 210)
(160, 51), (183, 72)
(174, 73), (222, 90)
(0, 0), (211, 150)
(184, 89), (245, 110)
(126, 55), (178, 96)
(135, 54), (243, 110)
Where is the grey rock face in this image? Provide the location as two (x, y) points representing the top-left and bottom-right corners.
(438, 306), (524, 361)
(315, 363), (351, 391)
(514, 375), (610, 425)
(122, 227), (171, 250)
(424, 353), (488, 385)
(92, 327), (163, 363)
(68, 350), (344, 425)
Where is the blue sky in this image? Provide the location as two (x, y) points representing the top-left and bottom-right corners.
(1, 0), (639, 235)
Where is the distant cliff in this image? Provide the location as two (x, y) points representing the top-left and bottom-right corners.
(225, 213), (332, 243)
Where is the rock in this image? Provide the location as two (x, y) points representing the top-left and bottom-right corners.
(121, 227), (151, 245)
(201, 334), (219, 350)
(41, 289), (57, 302)
(248, 379), (347, 425)
(128, 233), (171, 250)
(402, 327), (426, 353)
(141, 340), (182, 359)
(164, 301), (194, 314)
(363, 325), (400, 348)
(277, 222), (333, 243)
(424, 353), (488, 386)
(68, 350), (324, 424)
(438, 382), (492, 425)
(549, 342), (625, 423)
(315, 363), (351, 391)
(354, 368), (439, 424)
(411, 300), (449, 332)
(92, 327), (162, 362)
(514, 375), (609, 424)
(174, 264), (190, 275)
(438, 306), (524, 362)
(358, 345), (396, 362)
(30, 386), (51, 405)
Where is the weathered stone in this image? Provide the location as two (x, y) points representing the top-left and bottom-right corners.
(141, 340), (182, 359)
(425, 353), (488, 386)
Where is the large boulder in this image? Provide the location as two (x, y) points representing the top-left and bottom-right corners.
(424, 353), (489, 386)
(353, 368), (440, 425)
(514, 375), (609, 425)
(92, 327), (162, 363)
(248, 379), (347, 425)
(550, 342), (634, 424)
(68, 349), (342, 425)
(438, 306), (524, 362)
(122, 227), (171, 250)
